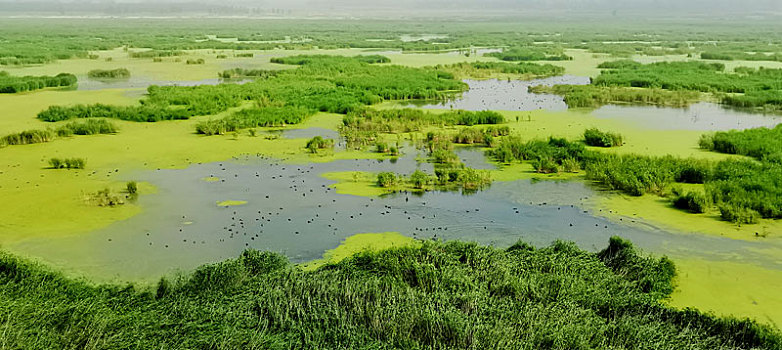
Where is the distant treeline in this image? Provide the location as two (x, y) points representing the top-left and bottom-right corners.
(0, 71), (77, 93)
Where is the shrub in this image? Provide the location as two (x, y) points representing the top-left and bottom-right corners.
(719, 204), (759, 224)
(305, 136), (334, 153)
(671, 189), (710, 213)
(531, 158), (559, 174)
(584, 128), (624, 147)
(376, 172), (398, 188)
(409, 170), (431, 189)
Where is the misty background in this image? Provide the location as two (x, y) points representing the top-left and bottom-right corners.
(0, 0), (780, 19)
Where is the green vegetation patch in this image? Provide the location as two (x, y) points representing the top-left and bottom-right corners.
(537, 61), (782, 111)
(37, 55), (467, 125)
(0, 71), (77, 93)
(0, 238), (778, 348)
(485, 46), (572, 61)
(439, 61), (565, 79)
(87, 68), (131, 79)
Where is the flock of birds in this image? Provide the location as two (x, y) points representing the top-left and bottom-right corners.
(96, 152), (640, 267)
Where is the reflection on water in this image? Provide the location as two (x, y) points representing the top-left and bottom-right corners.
(406, 76), (590, 111)
(11, 154), (780, 282)
(593, 103), (782, 131)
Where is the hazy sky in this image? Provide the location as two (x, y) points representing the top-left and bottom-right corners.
(0, 0), (780, 18)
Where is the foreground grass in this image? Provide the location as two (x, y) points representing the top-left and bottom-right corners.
(0, 237), (779, 349)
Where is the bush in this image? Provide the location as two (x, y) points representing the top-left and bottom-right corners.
(376, 172), (398, 188)
(671, 189), (710, 213)
(531, 158), (559, 174)
(409, 170), (431, 189)
(719, 204), (760, 224)
(49, 157), (85, 169)
(305, 136), (334, 153)
(0, 72), (77, 93)
(584, 128), (624, 147)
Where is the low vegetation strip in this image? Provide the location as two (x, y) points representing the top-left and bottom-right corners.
(1, 119), (117, 147)
(0, 237), (778, 349)
(0, 71), (77, 93)
(37, 55), (467, 123)
(439, 61), (565, 79)
(87, 68), (131, 79)
(536, 61), (782, 111)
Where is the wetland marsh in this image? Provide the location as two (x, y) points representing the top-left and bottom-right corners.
(1, 16), (781, 348)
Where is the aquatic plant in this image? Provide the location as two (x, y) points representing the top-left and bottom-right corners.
(584, 128), (624, 147)
(0, 129), (54, 146)
(126, 181), (138, 194)
(48, 157), (85, 169)
(485, 46), (572, 61)
(376, 172), (398, 188)
(87, 188), (125, 207)
(409, 170), (432, 189)
(87, 68), (130, 79)
(0, 72), (77, 93)
(305, 136), (334, 153)
(671, 188), (710, 214)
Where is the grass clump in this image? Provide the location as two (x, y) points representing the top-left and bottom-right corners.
(305, 136), (334, 153)
(1, 119), (117, 147)
(87, 68), (130, 79)
(584, 128), (624, 147)
(48, 158), (85, 169)
(376, 171), (398, 188)
(671, 188), (710, 213)
(0, 129), (54, 146)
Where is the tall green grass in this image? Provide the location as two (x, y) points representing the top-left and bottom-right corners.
(0, 238), (778, 348)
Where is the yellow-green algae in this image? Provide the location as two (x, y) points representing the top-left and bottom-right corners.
(216, 200), (247, 207)
(321, 171), (390, 197)
(594, 193), (782, 241)
(300, 232), (419, 271)
(669, 258), (782, 328)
